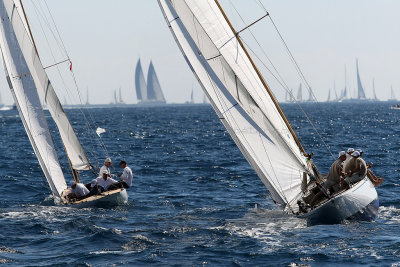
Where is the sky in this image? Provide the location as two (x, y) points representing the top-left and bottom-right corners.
(0, 0), (399, 105)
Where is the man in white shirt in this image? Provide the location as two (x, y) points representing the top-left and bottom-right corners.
(118, 160), (133, 188)
(96, 170), (118, 191)
(99, 158), (112, 178)
(69, 181), (89, 200)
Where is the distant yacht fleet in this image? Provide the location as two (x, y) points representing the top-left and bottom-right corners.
(286, 59), (396, 103)
(135, 59), (166, 105)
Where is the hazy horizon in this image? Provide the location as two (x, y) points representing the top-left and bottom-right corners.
(0, 0), (399, 105)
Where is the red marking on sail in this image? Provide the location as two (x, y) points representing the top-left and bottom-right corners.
(69, 61), (72, 71)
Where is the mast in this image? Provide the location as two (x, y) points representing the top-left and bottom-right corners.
(19, 0), (39, 58)
(214, 0), (305, 154)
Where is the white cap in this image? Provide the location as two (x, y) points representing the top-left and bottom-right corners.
(70, 180), (76, 187)
(351, 151), (360, 157)
(347, 148), (355, 153)
(102, 169), (109, 175)
(105, 158), (112, 163)
(338, 151), (346, 158)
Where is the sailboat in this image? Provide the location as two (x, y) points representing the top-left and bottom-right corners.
(0, 0), (127, 206)
(135, 59), (148, 103)
(372, 79), (378, 101)
(296, 83), (302, 102)
(158, 0), (379, 225)
(356, 59), (367, 100)
(147, 61), (167, 104)
(327, 89), (331, 102)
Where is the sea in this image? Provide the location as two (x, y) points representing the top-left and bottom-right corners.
(0, 102), (399, 266)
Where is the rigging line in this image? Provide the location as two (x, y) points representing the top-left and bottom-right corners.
(31, 1), (109, 163)
(26, 7), (100, 173)
(231, 0), (333, 159)
(227, 0), (295, 105)
(43, 59), (70, 69)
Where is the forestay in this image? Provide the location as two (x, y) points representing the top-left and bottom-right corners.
(147, 61), (166, 102)
(135, 59), (147, 101)
(2, 0), (91, 171)
(159, 0), (311, 209)
(0, 0), (66, 197)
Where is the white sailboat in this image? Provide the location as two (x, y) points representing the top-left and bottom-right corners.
(147, 61), (166, 104)
(356, 59), (367, 100)
(135, 58), (148, 103)
(297, 83), (302, 102)
(0, 0), (127, 205)
(158, 0), (379, 225)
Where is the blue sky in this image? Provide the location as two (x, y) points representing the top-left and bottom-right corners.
(0, 0), (399, 104)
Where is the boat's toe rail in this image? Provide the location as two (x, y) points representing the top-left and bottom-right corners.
(65, 188), (125, 205)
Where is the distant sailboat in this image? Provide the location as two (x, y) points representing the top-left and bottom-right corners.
(118, 88), (125, 104)
(147, 61), (166, 104)
(135, 59), (147, 103)
(0, 0), (127, 205)
(190, 87), (194, 104)
(372, 79), (378, 101)
(327, 89), (331, 102)
(159, 0), (379, 225)
(389, 86), (397, 101)
(86, 88), (89, 105)
(297, 83), (302, 102)
(333, 81), (338, 101)
(356, 59), (366, 100)
(307, 87), (313, 102)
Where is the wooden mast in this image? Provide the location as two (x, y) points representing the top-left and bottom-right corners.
(214, 0), (306, 154)
(19, 0), (80, 183)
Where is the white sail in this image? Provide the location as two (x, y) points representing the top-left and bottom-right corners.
(147, 61), (166, 103)
(391, 86), (396, 100)
(297, 83), (302, 102)
(0, 0), (66, 197)
(327, 89), (331, 102)
(135, 59), (147, 101)
(356, 59), (366, 99)
(159, 0), (309, 209)
(1, 0), (91, 171)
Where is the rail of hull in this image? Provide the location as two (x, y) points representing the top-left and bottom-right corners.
(62, 188), (128, 208)
(299, 177), (378, 225)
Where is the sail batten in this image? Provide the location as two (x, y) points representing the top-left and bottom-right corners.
(159, 0), (309, 208)
(3, 0), (91, 171)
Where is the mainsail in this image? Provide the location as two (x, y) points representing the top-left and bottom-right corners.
(158, 0), (310, 209)
(135, 59), (147, 102)
(0, 0), (91, 172)
(0, 0), (67, 197)
(356, 59), (366, 99)
(147, 61), (166, 103)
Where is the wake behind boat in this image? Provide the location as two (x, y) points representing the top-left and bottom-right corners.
(0, 0), (128, 207)
(158, 0), (381, 225)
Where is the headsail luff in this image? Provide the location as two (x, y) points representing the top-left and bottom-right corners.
(147, 61), (166, 103)
(3, 0), (91, 171)
(158, 0), (310, 209)
(0, 0), (66, 197)
(135, 59), (147, 101)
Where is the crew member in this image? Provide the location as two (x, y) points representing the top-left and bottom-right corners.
(100, 158), (112, 178)
(117, 160), (133, 188)
(310, 151), (346, 207)
(69, 181), (89, 200)
(96, 170), (119, 191)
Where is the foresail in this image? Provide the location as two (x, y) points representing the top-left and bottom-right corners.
(135, 59), (147, 101)
(147, 62), (166, 102)
(159, 0), (309, 209)
(0, 1), (66, 197)
(3, 0), (90, 171)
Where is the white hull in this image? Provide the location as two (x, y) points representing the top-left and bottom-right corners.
(299, 177), (379, 225)
(61, 188), (128, 208)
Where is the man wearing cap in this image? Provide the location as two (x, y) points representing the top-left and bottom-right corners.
(310, 151), (346, 207)
(100, 158), (112, 178)
(96, 169), (119, 191)
(68, 180), (89, 200)
(343, 151), (366, 186)
(117, 160), (133, 189)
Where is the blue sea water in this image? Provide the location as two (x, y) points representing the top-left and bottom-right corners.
(0, 102), (399, 266)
